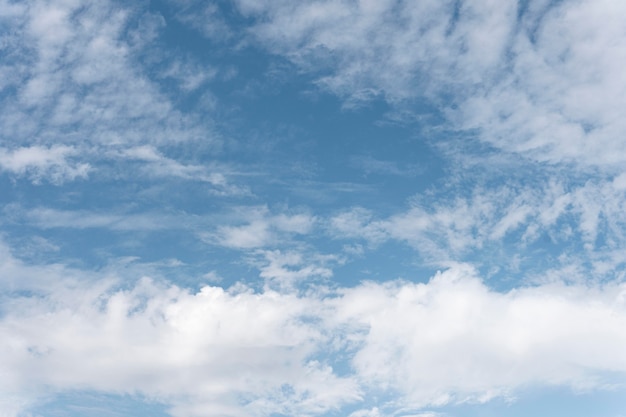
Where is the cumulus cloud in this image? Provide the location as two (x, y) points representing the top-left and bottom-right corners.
(0, 241), (359, 417)
(2, 244), (626, 417)
(335, 266), (626, 408)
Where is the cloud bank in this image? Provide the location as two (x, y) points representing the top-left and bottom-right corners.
(2, 244), (626, 416)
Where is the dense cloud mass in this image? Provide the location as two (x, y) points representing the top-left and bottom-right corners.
(3, 245), (626, 416)
(1, 0), (626, 416)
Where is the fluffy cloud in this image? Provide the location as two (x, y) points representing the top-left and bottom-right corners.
(2, 242), (626, 417)
(0, 242), (359, 417)
(335, 266), (626, 408)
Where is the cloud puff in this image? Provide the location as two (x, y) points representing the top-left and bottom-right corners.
(0, 145), (89, 184)
(253, 249), (339, 290)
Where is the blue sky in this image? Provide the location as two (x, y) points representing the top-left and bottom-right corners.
(2, 0), (626, 416)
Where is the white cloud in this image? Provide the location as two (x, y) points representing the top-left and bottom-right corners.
(2, 244), (626, 417)
(333, 265), (626, 409)
(115, 146), (248, 194)
(168, 1), (234, 42)
(329, 207), (386, 244)
(159, 57), (217, 92)
(348, 407), (382, 417)
(329, 176), (626, 272)
(4, 2), (626, 416)
(0, 145), (89, 184)
(0, 0), (219, 184)
(231, 0), (626, 167)
(0, 241), (359, 417)
(210, 207), (316, 249)
(455, 0), (626, 167)
(350, 155), (423, 177)
(15, 207), (172, 231)
(254, 249), (338, 290)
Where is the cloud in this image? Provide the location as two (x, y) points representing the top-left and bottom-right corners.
(350, 155), (424, 177)
(2, 244), (626, 417)
(334, 265), (626, 408)
(0, 241), (359, 417)
(253, 249), (339, 290)
(9, 207), (174, 231)
(0, 0), (219, 184)
(454, 0), (626, 167)
(167, 1), (234, 42)
(3, 2), (626, 416)
(230, 0), (626, 167)
(115, 146), (249, 195)
(329, 175), (626, 274)
(158, 56), (218, 92)
(209, 207), (317, 249)
(0, 145), (90, 184)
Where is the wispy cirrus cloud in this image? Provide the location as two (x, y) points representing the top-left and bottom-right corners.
(0, 0), (222, 185)
(227, 0), (626, 168)
(350, 155), (424, 177)
(328, 174), (626, 278)
(114, 146), (250, 195)
(13, 206), (174, 231)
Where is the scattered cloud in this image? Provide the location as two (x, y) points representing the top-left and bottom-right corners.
(0, 0), (220, 185)
(329, 176), (626, 273)
(233, 0), (626, 167)
(3, 1), (626, 416)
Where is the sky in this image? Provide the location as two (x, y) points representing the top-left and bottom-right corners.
(1, 0), (626, 416)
